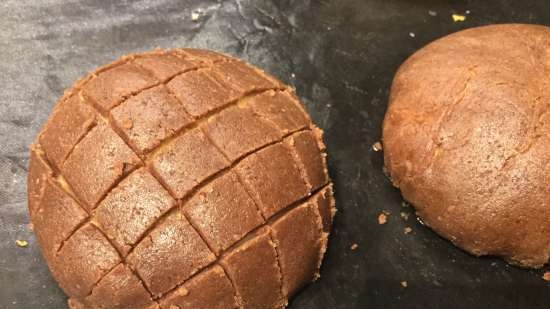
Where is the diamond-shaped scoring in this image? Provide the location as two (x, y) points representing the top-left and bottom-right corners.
(167, 69), (240, 118)
(82, 63), (157, 113)
(133, 52), (199, 82)
(211, 60), (281, 94)
(150, 128), (229, 199)
(110, 85), (194, 155)
(246, 90), (311, 134)
(269, 201), (324, 297)
(159, 265), (238, 309)
(285, 130), (329, 191)
(183, 171), (264, 255)
(204, 104), (282, 162)
(179, 48), (233, 64)
(52, 223), (121, 299)
(33, 179), (88, 262)
(127, 210), (216, 297)
(313, 184), (336, 233)
(235, 142), (309, 218)
(27, 147), (53, 218)
(93, 168), (176, 256)
(61, 121), (141, 209)
(82, 264), (156, 309)
(220, 227), (284, 309)
(39, 94), (97, 169)
(34, 51), (338, 308)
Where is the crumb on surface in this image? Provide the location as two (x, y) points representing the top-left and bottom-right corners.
(428, 10), (437, 16)
(121, 119), (133, 129)
(452, 14), (466, 22)
(543, 272), (550, 281)
(378, 213), (388, 225)
(372, 141), (383, 152)
(401, 201), (409, 208)
(409, 32), (416, 38)
(350, 243), (359, 250)
(401, 281), (408, 288)
(16, 240), (28, 247)
(191, 11), (201, 21)
(404, 227), (413, 234)
(400, 212), (410, 220)
(177, 287), (189, 296)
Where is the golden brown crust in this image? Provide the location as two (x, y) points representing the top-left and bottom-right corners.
(383, 24), (550, 268)
(28, 48), (335, 308)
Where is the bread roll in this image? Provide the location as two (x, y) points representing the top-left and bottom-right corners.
(28, 49), (336, 309)
(383, 24), (550, 268)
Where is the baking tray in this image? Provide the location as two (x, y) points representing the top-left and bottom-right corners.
(1, 1), (549, 308)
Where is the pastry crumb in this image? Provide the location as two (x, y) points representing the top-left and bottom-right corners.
(543, 272), (550, 281)
(452, 14), (466, 22)
(372, 141), (383, 152)
(191, 11), (201, 21)
(16, 240), (28, 248)
(401, 201), (409, 208)
(378, 213), (388, 225)
(409, 32), (416, 38)
(176, 287), (189, 296)
(404, 227), (413, 234)
(401, 281), (408, 288)
(350, 243), (359, 250)
(428, 10), (437, 16)
(400, 212), (410, 221)
(121, 119), (133, 129)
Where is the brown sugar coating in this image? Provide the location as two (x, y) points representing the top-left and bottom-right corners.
(28, 48), (335, 309)
(383, 24), (550, 268)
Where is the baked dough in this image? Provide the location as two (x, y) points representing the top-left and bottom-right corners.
(28, 49), (336, 309)
(383, 24), (550, 268)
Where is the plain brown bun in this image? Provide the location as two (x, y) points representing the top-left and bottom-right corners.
(28, 48), (336, 309)
(383, 24), (550, 268)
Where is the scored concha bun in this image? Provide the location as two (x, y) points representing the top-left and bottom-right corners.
(383, 24), (550, 268)
(28, 48), (336, 309)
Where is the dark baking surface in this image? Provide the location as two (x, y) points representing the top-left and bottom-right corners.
(1, 0), (549, 308)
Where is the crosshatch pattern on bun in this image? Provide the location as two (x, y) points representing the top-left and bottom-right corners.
(28, 48), (336, 309)
(383, 24), (550, 268)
